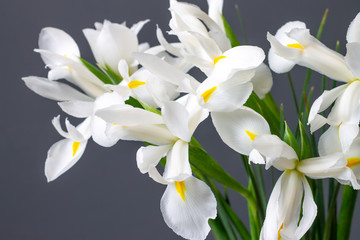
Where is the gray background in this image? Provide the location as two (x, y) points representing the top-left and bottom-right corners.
(1, 0), (360, 239)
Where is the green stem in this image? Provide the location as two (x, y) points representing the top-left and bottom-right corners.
(337, 185), (358, 240)
(287, 72), (300, 114)
(235, 4), (248, 44)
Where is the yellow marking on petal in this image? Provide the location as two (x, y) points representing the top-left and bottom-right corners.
(246, 130), (258, 141)
(286, 43), (304, 50)
(67, 66), (72, 70)
(201, 86), (217, 103)
(213, 55), (226, 65)
(347, 157), (360, 168)
(175, 181), (186, 202)
(72, 141), (80, 157)
(128, 80), (146, 89)
(278, 223), (284, 240)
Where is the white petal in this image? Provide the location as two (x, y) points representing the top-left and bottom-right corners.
(339, 123), (359, 152)
(212, 107), (270, 155)
(96, 104), (163, 125)
(249, 149), (265, 165)
(268, 48), (296, 73)
(45, 138), (87, 182)
(207, 0), (224, 31)
(287, 28), (354, 82)
(38, 27), (80, 65)
(347, 12), (360, 43)
(160, 176), (217, 240)
(106, 124), (176, 145)
(58, 101), (94, 118)
(318, 126), (342, 156)
(22, 76), (93, 102)
(282, 175), (317, 239)
(252, 134), (298, 170)
(345, 42), (360, 78)
(162, 101), (191, 142)
(213, 46), (265, 79)
(251, 63), (273, 99)
(156, 26), (182, 57)
(136, 145), (171, 174)
(308, 84), (347, 124)
(130, 19), (150, 35)
(163, 140), (191, 181)
(133, 52), (194, 86)
(201, 81), (253, 112)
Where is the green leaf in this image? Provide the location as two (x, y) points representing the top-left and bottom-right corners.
(125, 96), (144, 109)
(209, 217), (230, 240)
(79, 57), (113, 85)
(323, 183), (340, 240)
(245, 93), (280, 136)
(337, 185), (358, 240)
(298, 120), (312, 160)
(98, 64), (122, 85)
(222, 15), (241, 47)
(188, 142), (253, 202)
(262, 93), (280, 122)
(135, 97), (161, 115)
(283, 121), (301, 158)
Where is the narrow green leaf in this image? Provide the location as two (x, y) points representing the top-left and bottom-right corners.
(79, 57), (113, 85)
(262, 93), (280, 122)
(283, 121), (301, 158)
(323, 183), (340, 240)
(125, 96), (144, 109)
(135, 97), (161, 115)
(245, 93), (280, 136)
(337, 185), (358, 240)
(315, 180), (325, 239)
(248, 182), (260, 240)
(188, 144), (253, 202)
(234, 4), (248, 44)
(280, 104), (285, 138)
(209, 217), (231, 240)
(316, 9), (329, 40)
(298, 120), (312, 160)
(98, 64), (122, 84)
(287, 72), (300, 114)
(222, 15), (241, 47)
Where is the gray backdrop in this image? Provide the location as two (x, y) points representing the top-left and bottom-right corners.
(1, 0), (360, 239)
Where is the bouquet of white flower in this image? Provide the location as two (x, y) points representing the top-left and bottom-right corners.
(23, 0), (360, 239)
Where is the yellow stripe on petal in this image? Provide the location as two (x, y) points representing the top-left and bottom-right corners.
(213, 55), (226, 65)
(175, 181), (186, 202)
(72, 141), (80, 157)
(201, 86), (217, 103)
(347, 157), (360, 168)
(286, 43), (304, 50)
(128, 80), (146, 89)
(246, 130), (258, 141)
(278, 223), (284, 240)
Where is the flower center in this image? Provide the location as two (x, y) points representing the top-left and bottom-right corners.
(347, 157), (360, 168)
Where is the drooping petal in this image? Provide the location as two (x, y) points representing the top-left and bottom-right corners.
(160, 176), (217, 240)
(281, 175), (317, 240)
(250, 63), (273, 99)
(207, 0), (224, 32)
(136, 145), (172, 174)
(308, 84), (347, 127)
(130, 19), (150, 35)
(212, 107), (270, 155)
(318, 126), (342, 156)
(22, 76), (93, 102)
(163, 140), (191, 181)
(58, 101), (94, 118)
(346, 12), (360, 43)
(45, 138), (87, 182)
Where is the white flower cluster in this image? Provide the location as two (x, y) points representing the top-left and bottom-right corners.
(23, 0), (273, 239)
(23, 0), (360, 238)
